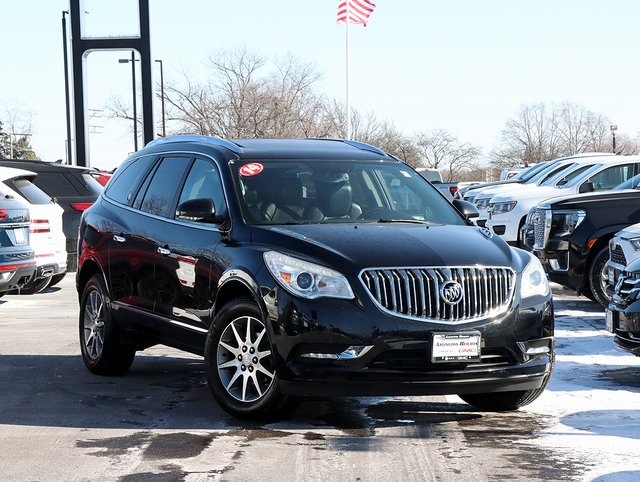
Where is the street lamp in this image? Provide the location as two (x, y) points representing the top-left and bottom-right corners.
(119, 51), (138, 151)
(154, 59), (166, 137)
(610, 124), (618, 154)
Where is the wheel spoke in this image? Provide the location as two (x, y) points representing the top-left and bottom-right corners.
(218, 358), (239, 369)
(251, 373), (263, 397)
(225, 368), (242, 391)
(241, 371), (249, 401)
(230, 321), (244, 347)
(255, 363), (275, 380)
(245, 316), (252, 345)
(219, 340), (239, 356)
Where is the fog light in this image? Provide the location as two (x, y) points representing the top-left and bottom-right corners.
(301, 345), (373, 360)
(517, 339), (551, 356)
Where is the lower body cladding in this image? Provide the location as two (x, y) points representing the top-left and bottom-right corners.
(267, 293), (555, 400)
(607, 304), (640, 356)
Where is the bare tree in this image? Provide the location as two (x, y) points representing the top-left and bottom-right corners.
(491, 102), (613, 168)
(0, 107), (37, 160)
(414, 129), (482, 181)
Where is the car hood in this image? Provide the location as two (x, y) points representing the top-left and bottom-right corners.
(253, 223), (520, 275)
(615, 222), (640, 240)
(471, 183), (539, 200)
(490, 186), (564, 203)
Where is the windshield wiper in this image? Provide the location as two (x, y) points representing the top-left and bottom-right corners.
(375, 218), (431, 225)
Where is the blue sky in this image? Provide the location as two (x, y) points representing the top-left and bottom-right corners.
(3, 1), (640, 170)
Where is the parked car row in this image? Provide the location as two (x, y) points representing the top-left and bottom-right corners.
(0, 160), (103, 296)
(458, 152), (640, 359)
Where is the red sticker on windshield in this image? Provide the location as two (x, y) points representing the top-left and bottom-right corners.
(239, 163), (264, 177)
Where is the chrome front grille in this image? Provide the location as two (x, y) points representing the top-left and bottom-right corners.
(531, 208), (548, 250)
(359, 266), (516, 323)
(609, 244), (626, 266)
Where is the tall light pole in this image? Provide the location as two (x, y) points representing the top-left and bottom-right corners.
(610, 124), (618, 154)
(119, 51), (138, 151)
(154, 59), (166, 137)
(61, 10), (73, 165)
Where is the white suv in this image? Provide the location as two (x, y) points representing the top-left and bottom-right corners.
(485, 156), (640, 245)
(470, 153), (616, 227)
(0, 167), (67, 293)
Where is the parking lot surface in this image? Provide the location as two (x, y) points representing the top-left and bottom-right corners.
(1, 276), (640, 481)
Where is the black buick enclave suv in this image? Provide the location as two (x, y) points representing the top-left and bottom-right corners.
(76, 136), (555, 419)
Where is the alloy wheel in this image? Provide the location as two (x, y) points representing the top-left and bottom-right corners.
(216, 315), (275, 403)
(83, 289), (105, 360)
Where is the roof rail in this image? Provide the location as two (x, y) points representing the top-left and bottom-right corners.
(343, 139), (387, 156)
(145, 135), (243, 154)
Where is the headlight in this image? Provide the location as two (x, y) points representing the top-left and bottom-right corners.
(549, 209), (586, 237)
(263, 251), (354, 300)
(475, 198), (490, 209)
(491, 201), (518, 215)
(629, 237), (640, 251)
(521, 254), (550, 299)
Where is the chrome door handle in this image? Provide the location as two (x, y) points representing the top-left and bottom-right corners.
(157, 247), (171, 256)
(112, 234), (125, 243)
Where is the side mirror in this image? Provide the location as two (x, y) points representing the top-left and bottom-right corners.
(452, 199), (479, 219)
(176, 198), (222, 224)
(579, 181), (594, 194)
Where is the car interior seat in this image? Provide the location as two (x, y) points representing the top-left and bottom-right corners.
(310, 173), (362, 220)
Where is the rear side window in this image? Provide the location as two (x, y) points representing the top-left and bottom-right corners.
(139, 157), (191, 218)
(4, 178), (52, 205)
(105, 155), (156, 205)
(33, 172), (78, 196)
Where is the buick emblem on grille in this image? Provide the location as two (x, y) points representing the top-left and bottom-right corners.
(440, 281), (464, 305)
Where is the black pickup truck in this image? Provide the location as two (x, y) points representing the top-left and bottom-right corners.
(527, 187), (640, 307)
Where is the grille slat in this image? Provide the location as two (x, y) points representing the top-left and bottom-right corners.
(360, 266), (515, 324)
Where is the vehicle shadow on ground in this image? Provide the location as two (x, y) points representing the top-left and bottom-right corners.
(0, 352), (550, 434)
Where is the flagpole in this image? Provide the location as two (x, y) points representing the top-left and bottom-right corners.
(345, 0), (351, 140)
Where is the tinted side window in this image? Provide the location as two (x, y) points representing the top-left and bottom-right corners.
(177, 158), (225, 218)
(33, 172), (78, 196)
(588, 163), (637, 191)
(139, 157), (191, 218)
(4, 178), (53, 205)
(105, 155), (156, 205)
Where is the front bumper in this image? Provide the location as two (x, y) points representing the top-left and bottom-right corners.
(607, 302), (640, 356)
(266, 289), (555, 397)
(485, 214), (522, 244)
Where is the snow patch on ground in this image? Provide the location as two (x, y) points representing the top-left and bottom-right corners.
(523, 291), (640, 481)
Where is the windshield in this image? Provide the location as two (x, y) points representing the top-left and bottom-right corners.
(232, 160), (466, 226)
(515, 162), (549, 181)
(544, 163), (594, 187)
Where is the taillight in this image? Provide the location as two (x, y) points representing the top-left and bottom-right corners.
(30, 219), (50, 234)
(0, 208), (6, 221)
(70, 202), (94, 211)
(449, 186), (459, 196)
(0, 261), (36, 272)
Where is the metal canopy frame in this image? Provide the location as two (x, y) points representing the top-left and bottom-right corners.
(68, 0), (154, 167)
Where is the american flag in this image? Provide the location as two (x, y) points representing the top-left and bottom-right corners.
(336, 0), (376, 26)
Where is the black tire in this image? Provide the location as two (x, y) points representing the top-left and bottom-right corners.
(588, 246), (611, 308)
(48, 272), (67, 288)
(459, 347), (555, 411)
(205, 297), (294, 420)
(79, 274), (135, 376)
(19, 276), (51, 295)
